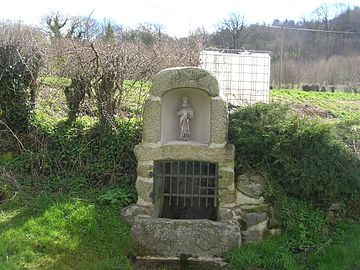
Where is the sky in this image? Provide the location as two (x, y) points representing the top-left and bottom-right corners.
(0, 0), (358, 37)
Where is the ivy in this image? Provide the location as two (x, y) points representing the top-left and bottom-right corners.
(0, 44), (41, 133)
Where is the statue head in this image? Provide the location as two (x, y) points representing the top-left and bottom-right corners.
(182, 96), (188, 105)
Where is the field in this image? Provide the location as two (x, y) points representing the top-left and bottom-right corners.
(1, 88), (359, 270)
(271, 89), (360, 120)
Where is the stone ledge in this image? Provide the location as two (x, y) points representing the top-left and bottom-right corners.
(132, 217), (241, 258)
(134, 143), (235, 163)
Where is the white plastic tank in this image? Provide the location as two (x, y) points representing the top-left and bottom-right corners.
(200, 49), (271, 106)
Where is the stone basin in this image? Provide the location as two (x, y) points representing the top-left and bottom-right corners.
(131, 217), (241, 258)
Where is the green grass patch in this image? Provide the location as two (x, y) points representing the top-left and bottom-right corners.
(270, 89), (360, 120)
(39, 76), (71, 88)
(227, 237), (302, 270)
(306, 222), (360, 270)
(0, 193), (134, 270)
(227, 221), (360, 270)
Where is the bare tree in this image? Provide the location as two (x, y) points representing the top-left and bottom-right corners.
(313, 4), (331, 30)
(214, 13), (247, 49)
(43, 12), (100, 41)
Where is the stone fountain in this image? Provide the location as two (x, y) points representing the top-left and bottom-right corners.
(122, 67), (272, 259)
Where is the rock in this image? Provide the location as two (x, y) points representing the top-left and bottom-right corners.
(240, 204), (269, 211)
(241, 230), (262, 243)
(236, 190), (265, 205)
(235, 173), (266, 198)
(241, 212), (267, 229)
(240, 212), (269, 243)
(268, 217), (282, 229)
(219, 207), (242, 223)
(121, 204), (152, 224)
(269, 228), (282, 236)
(211, 98), (228, 144)
(132, 257), (233, 269)
(328, 203), (343, 211)
(219, 207), (235, 221)
(248, 220), (268, 233)
(327, 202), (345, 223)
(131, 217), (241, 258)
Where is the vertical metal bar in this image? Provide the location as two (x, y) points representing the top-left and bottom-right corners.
(177, 161), (180, 206)
(199, 162), (202, 207)
(191, 161), (194, 207)
(162, 161), (165, 202)
(184, 161), (187, 206)
(152, 162), (156, 203)
(169, 161), (172, 206)
(214, 164), (218, 207)
(206, 163), (209, 207)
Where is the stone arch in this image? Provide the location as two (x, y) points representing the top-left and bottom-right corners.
(150, 67), (219, 97)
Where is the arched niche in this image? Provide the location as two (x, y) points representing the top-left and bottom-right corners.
(161, 88), (210, 144)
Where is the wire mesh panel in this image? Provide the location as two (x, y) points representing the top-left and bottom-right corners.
(152, 160), (219, 220)
(200, 49), (271, 106)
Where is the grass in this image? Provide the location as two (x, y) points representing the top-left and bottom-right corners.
(227, 221), (360, 270)
(227, 237), (302, 270)
(39, 76), (71, 88)
(271, 89), (360, 120)
(0, 191), (134, 270)
(306, 222), (360, 270)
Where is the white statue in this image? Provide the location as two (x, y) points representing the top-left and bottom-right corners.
(177, 96), (193, 141)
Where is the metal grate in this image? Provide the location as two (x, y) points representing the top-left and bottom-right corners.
(152, 160), (219, 208)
